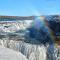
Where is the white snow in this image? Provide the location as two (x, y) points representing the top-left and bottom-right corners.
(0, 46), (28, 60)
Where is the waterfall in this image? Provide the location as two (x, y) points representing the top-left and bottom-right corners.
(0, 39), (47, 60)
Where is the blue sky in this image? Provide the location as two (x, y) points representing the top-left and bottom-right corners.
(0, 0), (60, 16)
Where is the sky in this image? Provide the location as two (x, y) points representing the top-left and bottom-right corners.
(0, 0), (60, 16)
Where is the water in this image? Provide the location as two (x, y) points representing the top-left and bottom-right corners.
(0, 39), (47, 60)
(0, 16), (60, 60)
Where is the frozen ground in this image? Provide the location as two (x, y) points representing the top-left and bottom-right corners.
(0, 46), (28, 60)
(0, 40), (47, 60)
